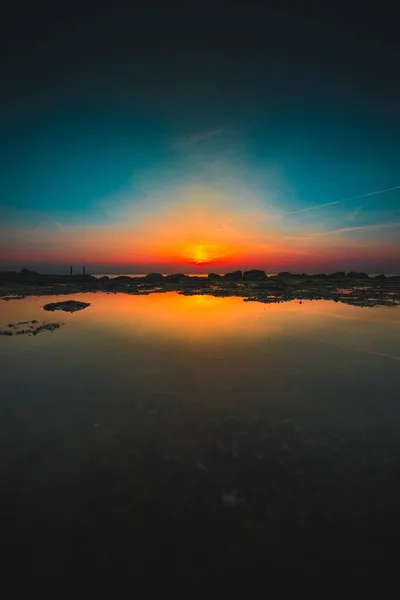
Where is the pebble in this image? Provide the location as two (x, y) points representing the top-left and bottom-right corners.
(221, 492), (245, 507)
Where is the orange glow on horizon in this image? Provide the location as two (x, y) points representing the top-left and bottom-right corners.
(2, 182), (399, 272)
(178, 242), (235, 265)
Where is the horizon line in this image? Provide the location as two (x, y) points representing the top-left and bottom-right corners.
(2, 267), (399, 277)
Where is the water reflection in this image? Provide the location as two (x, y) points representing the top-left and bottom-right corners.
(1, 292), (400, 578)
(2, 290), (399, 345)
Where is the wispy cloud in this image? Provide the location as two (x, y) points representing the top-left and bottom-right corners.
(285, 184), (400, 216)
(345, 202), (371, 223)
(285, 199), (344, 215)
(174, 128), (227, 149)
(309, 221), (400, 237)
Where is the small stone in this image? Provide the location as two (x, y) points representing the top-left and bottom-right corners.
(221, 491), (245, 507)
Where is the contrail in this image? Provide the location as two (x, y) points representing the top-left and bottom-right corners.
(285, 184), (400, 215)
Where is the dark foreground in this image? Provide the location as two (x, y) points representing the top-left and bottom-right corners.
(1, 284), (400, 585)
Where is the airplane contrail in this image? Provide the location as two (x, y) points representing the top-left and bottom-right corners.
(285, 184), (400, 215)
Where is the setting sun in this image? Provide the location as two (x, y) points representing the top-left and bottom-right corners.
(187, 243), (215, 264)
(185, 242), (233, 265)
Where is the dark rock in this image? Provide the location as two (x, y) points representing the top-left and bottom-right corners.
(0, 271), (18, 283)
(0, 320), (62, 336)
(181, 278), (208, 288)
(16, 268), (41, 281)
(69, 274), (96, 282)
(346, 271), (370, 279)
(106, 276), (137, 289)
(328, 271), (346, 278)
(242, 269), (267, 280)
(207, 273), (222, 280)
(165, 274), (188, 283)
(223, 270), (242, 281)
(375, 274), (386, 280)
(43, 300), (90, 312)
(143, 273), (165, 283)
(112, 276), (132, 281)
(277, 272), (294, 278)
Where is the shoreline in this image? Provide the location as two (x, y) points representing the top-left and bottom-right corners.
(1, 269), (399, 308)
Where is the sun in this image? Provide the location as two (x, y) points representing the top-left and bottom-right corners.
(191, 243), (212, 264)
(186, 242), (230, 265)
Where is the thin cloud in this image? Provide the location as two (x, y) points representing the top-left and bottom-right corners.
(187, 128), (227, 145)
(309, 221), (400, 237)
(174, 128), (227, 148)
(286, 199), (344, 215)
(285, 184), (400, 215)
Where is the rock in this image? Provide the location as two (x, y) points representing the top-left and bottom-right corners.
(328, 271), (346, 278)
(0, 321), (62, 336)
(346, 271), (370, 279)
(69, 274), (96, 282)
(143, 273), (165, 283)
(181, 278), (208, 288)
(277, 272), (294, 277)
(113, 276), (132, 281)
(221, 491), (245, 507)
(207, 273), (222, 280)
(195, 461), (207, 471)
(242, 269), (267, 280)
(375, 274), (386, 280)
(43, 300), (90, 312)
(18, 268), (41, 277)
(165, 273), (188, 283)
(223, 270), (242, 281)
(106, 276), (134, 288)
(15, 268), (41, 282)
(0, 271), (18, 283)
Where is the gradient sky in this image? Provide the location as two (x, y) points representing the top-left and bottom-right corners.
(1, 0), (399, 273)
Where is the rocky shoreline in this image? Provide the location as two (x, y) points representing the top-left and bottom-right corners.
(1, 268), (399, 308)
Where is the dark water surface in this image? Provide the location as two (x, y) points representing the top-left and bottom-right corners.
(1, 292), (400, 582)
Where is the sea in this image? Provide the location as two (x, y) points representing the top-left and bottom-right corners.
(1, 290), (400, 581)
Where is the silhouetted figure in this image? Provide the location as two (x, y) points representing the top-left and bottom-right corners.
(82, 266), (86, 275)
(70, 266), (73, 276)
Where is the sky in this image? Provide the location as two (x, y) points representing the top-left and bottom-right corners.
(1, 0), (399, 274)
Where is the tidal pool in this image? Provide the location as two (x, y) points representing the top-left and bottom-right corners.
(1, 292), (400, 580)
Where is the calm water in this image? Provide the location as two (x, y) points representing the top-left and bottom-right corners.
(1, 292), (400, 581)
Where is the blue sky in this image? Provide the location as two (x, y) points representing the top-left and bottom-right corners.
(1, 1), (399, 272)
